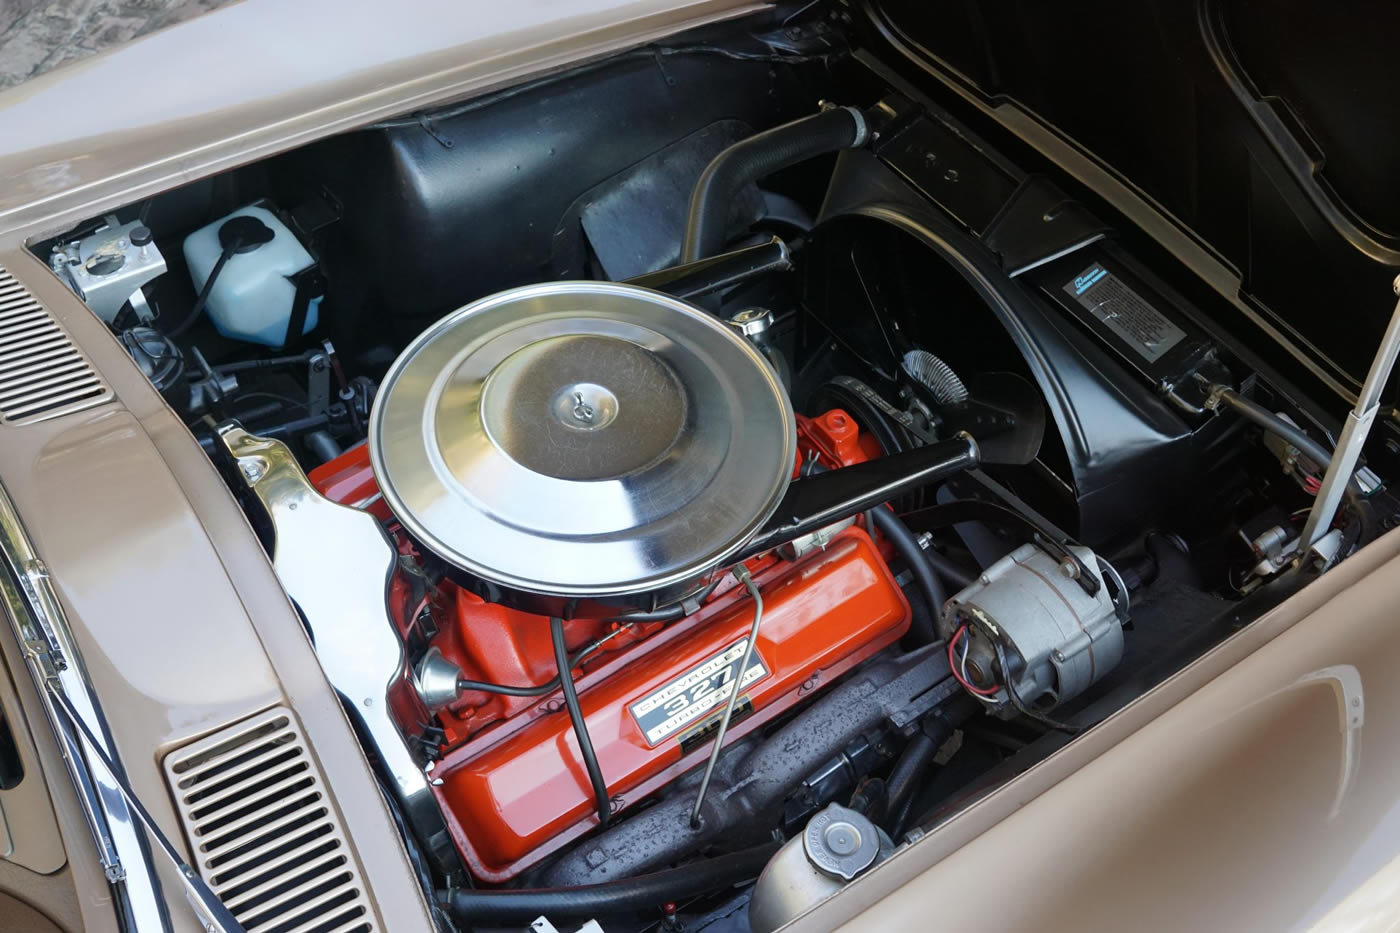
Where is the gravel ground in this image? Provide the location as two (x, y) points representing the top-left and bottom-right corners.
(0, 0), (238, 88)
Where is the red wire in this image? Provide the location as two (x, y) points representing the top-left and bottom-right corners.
(947, 623), (1001, 696)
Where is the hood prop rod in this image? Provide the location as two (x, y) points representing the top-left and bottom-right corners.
(734, 434), (981, 563)
(1299, 274), (1400, 562)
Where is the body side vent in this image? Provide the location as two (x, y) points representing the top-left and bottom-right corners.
(0, 266), (112, 424)
(163, 707), (376, 933)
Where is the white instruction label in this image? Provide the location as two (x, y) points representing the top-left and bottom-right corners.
(1064, 263), (1186, 363)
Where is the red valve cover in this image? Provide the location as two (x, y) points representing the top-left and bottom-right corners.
(310, 410), (907, 882)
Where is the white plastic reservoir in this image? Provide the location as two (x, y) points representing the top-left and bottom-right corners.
(182, 205), (321, 346)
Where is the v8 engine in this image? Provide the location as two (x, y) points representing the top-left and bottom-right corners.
(309, 408), (916, 881)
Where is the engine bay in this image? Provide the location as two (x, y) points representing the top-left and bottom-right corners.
(30, 6), (1399, 931)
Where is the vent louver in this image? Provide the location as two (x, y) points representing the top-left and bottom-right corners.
(0, 266), (111, 424)
(163, 708), (376, 933)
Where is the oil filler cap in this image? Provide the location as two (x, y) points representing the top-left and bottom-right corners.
(803, 804), (880, 881)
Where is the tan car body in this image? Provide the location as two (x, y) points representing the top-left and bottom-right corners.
(0, 2), (1396, 931)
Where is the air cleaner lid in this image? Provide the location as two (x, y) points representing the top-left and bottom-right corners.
(368, 282), (796, 598)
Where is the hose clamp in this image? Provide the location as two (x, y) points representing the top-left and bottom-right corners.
(843, 106), (871, 147)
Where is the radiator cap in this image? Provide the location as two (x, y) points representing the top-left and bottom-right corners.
(369, 281), (795, 598)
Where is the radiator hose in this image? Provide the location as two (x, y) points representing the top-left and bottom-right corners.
(680, 106), (869, 262)
(884, 698), (973, 838)
(801, 459), (948, 643)
(871, 506), (945, 644)
(436, 843), (778, 924)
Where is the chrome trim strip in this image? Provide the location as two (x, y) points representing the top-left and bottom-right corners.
(217, 424), (445, 850)
(0, 478), (171, 931)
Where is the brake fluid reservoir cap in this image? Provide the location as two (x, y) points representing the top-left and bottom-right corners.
(803, 804), (881, 881)
(369, 281), (795, 598)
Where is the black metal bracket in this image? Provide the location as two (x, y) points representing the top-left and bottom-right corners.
(282, 266), (326, 349)
(901, 497), (1101, 598)
(737, 434), (981, 561)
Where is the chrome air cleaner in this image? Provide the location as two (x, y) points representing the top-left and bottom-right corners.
(369, 282), (795, 599)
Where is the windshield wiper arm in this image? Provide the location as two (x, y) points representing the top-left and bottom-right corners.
(0, 478), (241, 932)
(47, 686), (245, 933)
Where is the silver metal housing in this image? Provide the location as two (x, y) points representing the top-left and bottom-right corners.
(50, 215), (166, 323)
(945, 543), (1122, 710)
(369, 281), (796, 598)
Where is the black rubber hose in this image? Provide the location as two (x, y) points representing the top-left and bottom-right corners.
(923, 548), (975, 590)
(552, 616), (611, 829)
(887, 704), (966, 839)
(437, 843), (779, 924)
(1213, 387), (1361, 493)
(903, 588), (937, 650)
(167, 247), (232, 337)
(884, 733), (936, 823)
(680, 107), (868, 262)
(457, 638), (617, 697)
(607, 575), (723, 624)
(456, 676), (561, 699)
(848, 777), (888, 824)
(802, 458), (949, 641)
(872, 507), (945, 644)
(214, 352), (314, 372)
(607, 605), (686, 624)
(1213, 386), (1377, 543)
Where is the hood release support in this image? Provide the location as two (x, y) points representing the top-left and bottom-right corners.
(1300, 275), (1400, 561)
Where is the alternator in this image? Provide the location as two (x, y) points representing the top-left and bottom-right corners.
(943, 543), (1124, 712)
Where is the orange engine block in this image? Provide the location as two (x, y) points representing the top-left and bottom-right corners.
(309, 409), (909, 881)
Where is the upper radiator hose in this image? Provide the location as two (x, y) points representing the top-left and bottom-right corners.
(680, 105), (869, 262)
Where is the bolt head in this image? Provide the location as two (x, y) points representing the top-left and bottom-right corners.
(728, 307), (774, 337)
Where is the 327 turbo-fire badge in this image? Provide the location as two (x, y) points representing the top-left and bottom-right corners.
(628, 639), (770, 747)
